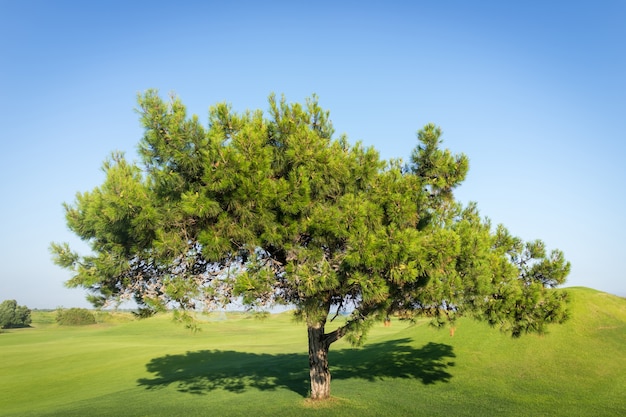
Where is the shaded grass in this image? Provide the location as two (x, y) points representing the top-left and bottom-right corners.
(136, 338), (455, 396)
(0, 287), (624, 416)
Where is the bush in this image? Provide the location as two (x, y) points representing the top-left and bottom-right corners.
(56, 308), (96, 326)
(0, 300), (32, 329)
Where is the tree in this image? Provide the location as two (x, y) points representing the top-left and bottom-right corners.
(0, 300), (32, 329)
(51, 91), (570, 400)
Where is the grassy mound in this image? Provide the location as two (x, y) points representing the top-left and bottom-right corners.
(0, 287), (624, 416)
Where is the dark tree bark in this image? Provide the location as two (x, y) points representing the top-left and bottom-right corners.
(306, 306), (351, 400)
(307, 323), (331, 400)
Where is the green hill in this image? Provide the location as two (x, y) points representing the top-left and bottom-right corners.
(0, 287), (624, 416)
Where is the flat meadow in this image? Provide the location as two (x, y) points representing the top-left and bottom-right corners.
(1, 287), (624, 416)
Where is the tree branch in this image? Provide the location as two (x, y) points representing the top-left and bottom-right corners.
(329, 299), (344, 322)
(323, 325), (349, 346)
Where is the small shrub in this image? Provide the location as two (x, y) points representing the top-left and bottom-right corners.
(56, 308), (96, 326)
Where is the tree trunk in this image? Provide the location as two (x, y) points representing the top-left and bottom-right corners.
(308, 323), (331, 400)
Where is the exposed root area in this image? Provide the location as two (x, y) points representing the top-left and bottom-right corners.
(301, 396), (347, 409)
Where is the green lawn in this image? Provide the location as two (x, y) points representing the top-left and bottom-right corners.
(1, 287), (624, 416)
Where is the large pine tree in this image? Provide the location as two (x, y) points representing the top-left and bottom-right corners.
(51, 91), (570, 400)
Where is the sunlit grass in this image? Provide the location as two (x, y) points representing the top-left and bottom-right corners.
(0, 287), (624, 416)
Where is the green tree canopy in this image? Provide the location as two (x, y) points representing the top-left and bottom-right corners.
(0, 300), (32, 329)
(51, 91), (570, 399)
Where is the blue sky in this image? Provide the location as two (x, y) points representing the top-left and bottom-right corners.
(1, 0), (624, 308)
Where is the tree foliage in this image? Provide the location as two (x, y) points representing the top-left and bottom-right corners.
(0, 300), (32, 329)
(51, 91), (570, 399)
(55, 308), (96, 326)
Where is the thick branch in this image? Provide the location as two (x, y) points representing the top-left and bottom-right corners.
(322, 307), (368, 346)
(323, 325), (349, 346)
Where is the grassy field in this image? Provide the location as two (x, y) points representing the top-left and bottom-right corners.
(1, 287), (624, 416)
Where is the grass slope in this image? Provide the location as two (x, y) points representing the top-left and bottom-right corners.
(0, 287), (624, 416)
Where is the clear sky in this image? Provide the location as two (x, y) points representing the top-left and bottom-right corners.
(1, 0), (624, 308)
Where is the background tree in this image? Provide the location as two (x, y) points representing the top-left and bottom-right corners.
(0, 300), (32, 329)
(51, 91), (570, 400)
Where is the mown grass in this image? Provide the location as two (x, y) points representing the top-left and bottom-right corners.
(0, 287), (624, 416)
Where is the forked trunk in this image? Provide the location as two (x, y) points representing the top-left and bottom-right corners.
(308, 323), (331, 400)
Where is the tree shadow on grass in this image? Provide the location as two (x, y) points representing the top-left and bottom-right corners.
(137, 338), (455, 397)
